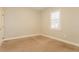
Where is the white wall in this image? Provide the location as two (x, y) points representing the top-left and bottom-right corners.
(3, 7), (79, 45)
(0, 8), (4, 45)
(4, 8), (41, 39)
(41, 7), (79, 44)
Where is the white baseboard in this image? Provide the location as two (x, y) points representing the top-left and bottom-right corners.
(3, 34), (79, 47)
(41, 34), (79, 47)
(4, 34), (40, 41)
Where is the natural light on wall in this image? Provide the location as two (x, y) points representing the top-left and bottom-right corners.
(50, 10), (61, 30)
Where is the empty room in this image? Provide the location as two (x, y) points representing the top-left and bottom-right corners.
(0, 7), (79, 51)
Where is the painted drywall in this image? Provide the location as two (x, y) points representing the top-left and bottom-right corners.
(41, 7), (79, 44)
(3, 7), (79, 45)
(4, 8), (41, 39)
(0, 8), (4, 45)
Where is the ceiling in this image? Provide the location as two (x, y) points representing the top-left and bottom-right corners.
(31, 7), (47, 11)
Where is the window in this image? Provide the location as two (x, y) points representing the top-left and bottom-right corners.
(51, 11), (61, 30)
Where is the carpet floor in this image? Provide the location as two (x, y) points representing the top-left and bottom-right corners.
(0, 35), (79, 52)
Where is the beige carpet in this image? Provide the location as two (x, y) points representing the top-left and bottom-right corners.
(0, 35), (79, 52)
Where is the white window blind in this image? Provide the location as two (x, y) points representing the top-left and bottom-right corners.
(51, 11), (61, 30)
